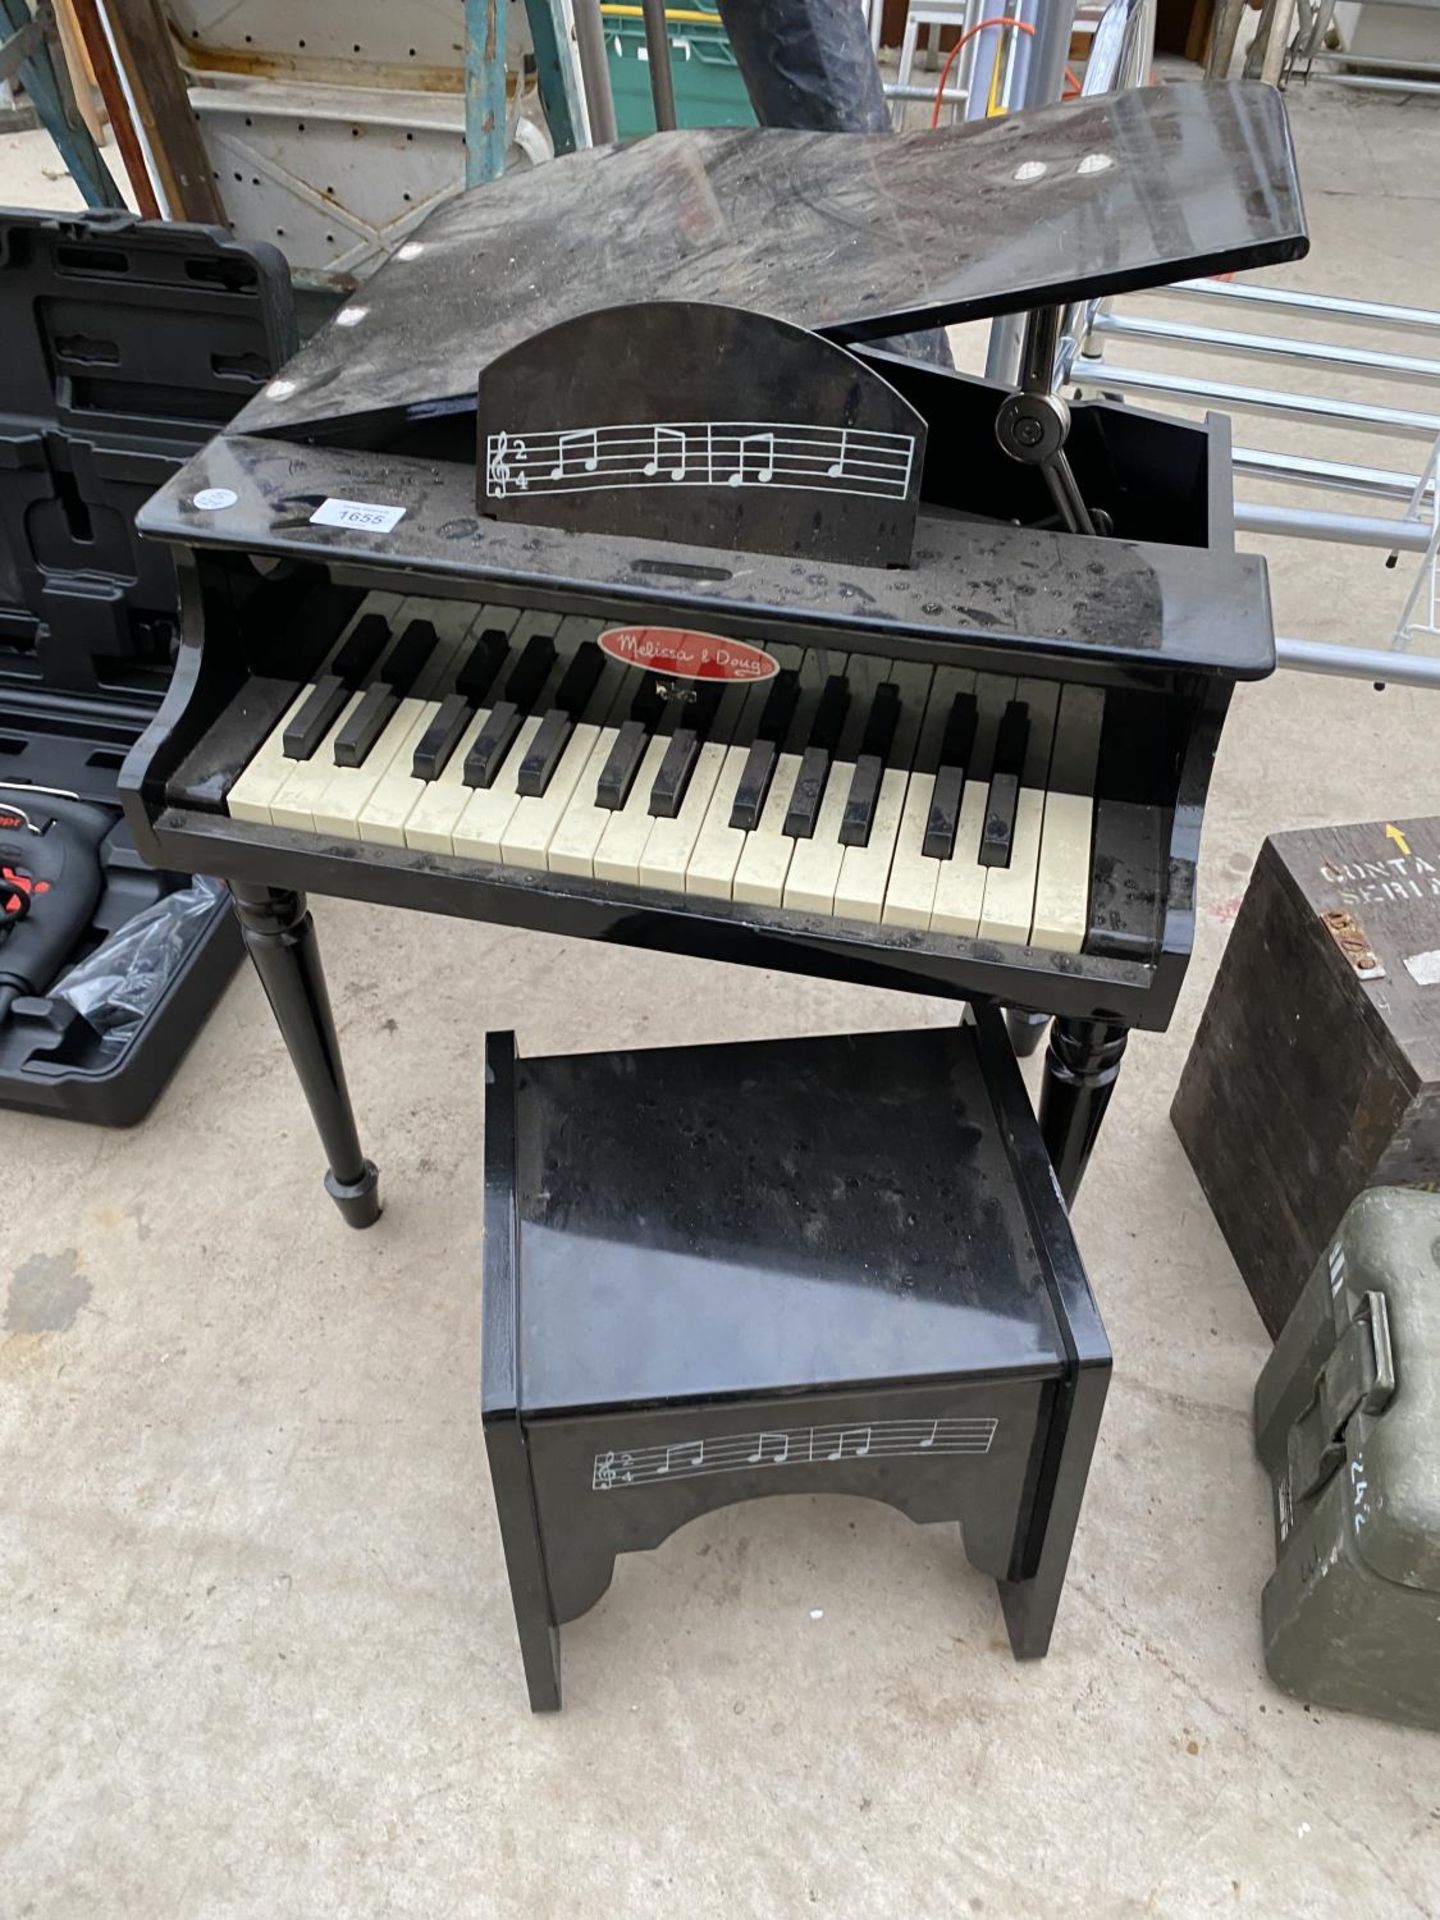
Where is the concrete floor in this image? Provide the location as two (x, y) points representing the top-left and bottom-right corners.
(6, 80), (1440, 1920)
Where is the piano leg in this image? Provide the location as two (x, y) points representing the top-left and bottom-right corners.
(231, 883), (381, 1229)
(1038, 1016), (1129, 1205)
(1005, 1009), (1050, 1059)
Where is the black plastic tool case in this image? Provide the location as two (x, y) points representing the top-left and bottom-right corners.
(0, 208), (296, 1123)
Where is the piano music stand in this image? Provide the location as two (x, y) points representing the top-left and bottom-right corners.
(482, 1010), (1110, 1710)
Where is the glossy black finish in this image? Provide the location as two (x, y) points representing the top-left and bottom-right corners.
(235, 84), (1306, 436)
(137, 427), (1276, 682)
(482, 1016), (1110, 1710)
(1038, 1017), (1131, 1203)
(477, 303), (927, 565)
(229, 884), (380, 1228)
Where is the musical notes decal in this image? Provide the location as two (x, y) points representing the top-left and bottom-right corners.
(485, 418), (916, 504)
(591, 1417), (996, 1492)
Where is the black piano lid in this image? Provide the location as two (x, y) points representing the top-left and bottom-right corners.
(138, 432), (1276, 679)
(234, 81), (1306, 437)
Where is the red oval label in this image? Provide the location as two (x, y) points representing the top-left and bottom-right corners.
(599, 626), (778, 684)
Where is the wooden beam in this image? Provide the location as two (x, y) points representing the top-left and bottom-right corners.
(97, 0), (224, 222)
(68, 0), (159, 215)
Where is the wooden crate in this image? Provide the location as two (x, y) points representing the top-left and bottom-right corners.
(1172, 816), (1440, 1336)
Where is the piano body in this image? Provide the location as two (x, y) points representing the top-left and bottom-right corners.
(119, 82), (1307, 1225)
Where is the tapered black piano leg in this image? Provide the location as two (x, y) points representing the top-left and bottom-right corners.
(230, 883), (381, 1229)
(1005, 1009), (1050, 1059)
(1038, 1016), (1129, 1205)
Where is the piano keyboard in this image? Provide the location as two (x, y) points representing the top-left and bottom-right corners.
(224, 594), (1110, 955)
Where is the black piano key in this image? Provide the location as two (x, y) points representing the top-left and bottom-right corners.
(330, 611), (393, 684)
(462, 700), (522, 789)
(839, 683), (900, 848)
(332, 683), (400, 767)
(460, 632), (559, 789)
(517, 708), (573, 798)
(281, 610), (393, 761)
(455, 625), (511, 703)
(979, 701), (1030, 868)
(595, 679), (668, 810)
(922, 693), (979, 860)
(515, 646), (606, 797)
(783, 675), (850, 840)
(283, 674), (348, 761)
(648, 684), (723, 819)
(729, 670), (800, 831)
(411, 691), (472, 781)
(595, 718), (651, 810)
(410, 626), (514, 781)
(502, 631), (558, 710)
(377, 618), (440, 697)
(331, 619), (441, 765)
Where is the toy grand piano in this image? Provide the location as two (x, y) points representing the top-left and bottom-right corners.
(120, 82), (1307, 1222)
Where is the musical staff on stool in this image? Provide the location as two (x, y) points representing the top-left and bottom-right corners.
(485, 418), (917, 504)
(591, 1416), (996, 1491)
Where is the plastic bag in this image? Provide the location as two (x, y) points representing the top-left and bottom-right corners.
(52, 876), (226, 1055)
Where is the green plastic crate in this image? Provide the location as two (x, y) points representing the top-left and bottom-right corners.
(603, 9), (757, 138)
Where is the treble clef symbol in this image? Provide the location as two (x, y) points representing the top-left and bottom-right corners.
(594, 1451), (618, 1491)
(486, 431), (512, 499)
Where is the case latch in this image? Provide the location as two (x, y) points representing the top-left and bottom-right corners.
(1286, 1290), (1396, 1508)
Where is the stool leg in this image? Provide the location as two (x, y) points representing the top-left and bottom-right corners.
(484, 1418), (563, 1711)
(230, 884), (381, 1229)
(998, 1364), (1109, 1658)
(1038, 1016), (1129, 1204)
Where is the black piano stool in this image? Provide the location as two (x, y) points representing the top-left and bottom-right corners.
(482, 1009), (1110, 1711)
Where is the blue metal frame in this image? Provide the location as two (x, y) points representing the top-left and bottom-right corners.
(0, 0), (124, 207)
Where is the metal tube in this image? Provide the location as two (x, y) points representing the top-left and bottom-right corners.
(1233, 445), (1437, 503)
(1074, 362), (1440, 439)
(1089, 313), (1440, 388)
(1236, 503), (1434, 551)
(572, 0), (618, 144)
(639, 0), (677, 129)
(464, 0), (509, 184)
(1276, 638), (1440, 688)
(1168, 278), (1440, 339)
(1323, 71), (1440, 94)
(1028, 0), (1079, 102)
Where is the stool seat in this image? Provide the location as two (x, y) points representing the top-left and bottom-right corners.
(482, 1011), (1110, 1710)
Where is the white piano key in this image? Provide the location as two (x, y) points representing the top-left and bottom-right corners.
(1029, 791), (1095, 953)
(268, 688), (368, 832)
(546, 724), (631, 878)
(881, 772), (939, 929)
(307, 601), (471, 839)
(499, 635), (626, 870)
(1030, 683), (1105, 953)
(975, 676), (1060, 945)
(782, 766), (851, 915)
(978, 786), (1046, 945)
(878, 666), (971, 931)
(834, 766), (910, 924)
(638, 738), (731, 891)
(732, 751), (802, 907)
(451, 712), (547, 862)
(226, 685), (315, 826)
(683, 743), (753, 900)
(357, 603), (522, 846)
(929, 779), (990, 938)
(403, 706), (496, 852)
(592, 732), (671, 885)
(224, 591), (401, 824)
